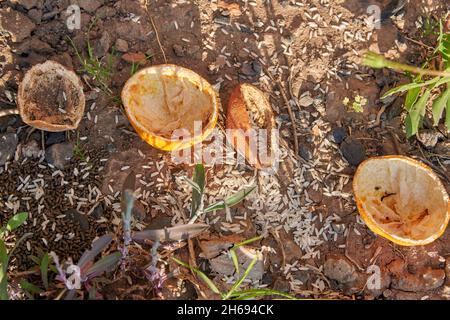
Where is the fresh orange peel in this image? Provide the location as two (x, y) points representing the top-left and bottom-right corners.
(353, 156), (450, 246)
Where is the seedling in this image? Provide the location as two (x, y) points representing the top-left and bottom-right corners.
(186, 164), (256, 224)
(67, 18), (115, 95)
(173, 236), (296, 300)
(0, 212), (31, 300)
(51, 234), (120, 299)
(362, 21), (450, 137)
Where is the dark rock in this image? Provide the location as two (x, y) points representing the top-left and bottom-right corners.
(417, 129), (442, 149)
(45, 142), (73, 169)
(299, 144), (312, 161)
(340, 138), (366, 166)
(27, 8), (42, 23)
(173, 44), (185, 57)
(45, 132), (66, 146)
(0, 133), (18, 166)
(0, 7), (36, 42)
(445, 257), (450, 284)
(324, 255), (357, 284)
(92, 203), (104, 219)
(22, 140), (41, 158)
(10, 0), (41, 10)
(0, 115), (17, 133)
(272, 278), (290, 293)
(240, 60), (261, 77)
(330, 127), (347, 144)
(115, 38), (129, 53)
(65, 209), (89, 232)
(94, 31), (111, 58)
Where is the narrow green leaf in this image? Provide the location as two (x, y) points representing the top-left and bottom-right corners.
(204, 187), (256, 213)
(408, 89), (431, 137)
(191, 164), (205, 218)
(230, 250), (240, 275)
(446, 94), (450, 131)
(40, 253), (50, 290)
(229, 288), (297, 300)
(0, 239), (9, 300)
(172, 257), (222, 297)
(224, 257), (258, 300)
(432, 87), (450, 125)
(381, 77), (442, 99)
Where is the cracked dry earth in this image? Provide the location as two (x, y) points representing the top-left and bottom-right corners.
(1, 0), (450, 300)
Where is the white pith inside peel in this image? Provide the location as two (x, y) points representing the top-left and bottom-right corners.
(122, 65), (214, 138)
(354, 157), (449, 244)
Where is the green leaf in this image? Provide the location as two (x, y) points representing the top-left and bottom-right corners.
(446, 94), (450, 131)
(438, 22), (450, 69)
(230, 250), (240, 275)
(2, 212), (28, 236)
(40, 253), (50, 290)
(0, 239), (9, 300)
(407, 89), (431, 137)
(229, 288), (297, 300)
(20, 279), (44, 298)
(191, 164), (205, 218)
(204, 187), (256, 213)
(381, 77), (442, 99)
(432, 87), (450, 125)
(404, 87), (421, 111)
(172, 257), (222, 297)
(223, 257), (258, 300)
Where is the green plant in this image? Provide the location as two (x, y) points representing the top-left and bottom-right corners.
(0, 212), (31, 300)
(362, 22), (450, 137)
(67, 18), (115, 95)
(186, 164), (256, 224)
(173, 236), (296, 300)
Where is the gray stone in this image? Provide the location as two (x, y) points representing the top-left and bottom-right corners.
(72, 0), (102, 13)
(45, 142), (73, 169)
(299, 144), (312, 161)
(10, 0), (40, 10)
(22, 140), (41, 158)
(324, 255), (357, 284)
(115, 38), (129, 53)
(417, 129), (442, 149)
(94, 31), (111, 58)
(28, 8), (42, 24)
(0, 133), (18, 166)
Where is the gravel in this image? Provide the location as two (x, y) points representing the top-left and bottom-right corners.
(0, 132), (18, 166)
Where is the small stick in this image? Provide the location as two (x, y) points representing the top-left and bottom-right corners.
(144, 1), (167, 64)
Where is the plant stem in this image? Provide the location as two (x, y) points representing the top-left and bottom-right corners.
(386, 59), (450, 77)
(0, 108), (19, 118)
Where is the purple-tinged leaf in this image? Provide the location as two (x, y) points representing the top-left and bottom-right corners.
(85, 252), (121, 279)
(132, 223), (209, 242)
(78, 234), (113, 270)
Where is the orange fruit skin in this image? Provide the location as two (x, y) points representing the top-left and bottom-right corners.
(121, 64), (219, 151)
(353, 155), (450, 246)
(226, 83), (276, 169)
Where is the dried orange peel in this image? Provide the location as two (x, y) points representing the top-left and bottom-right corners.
(121, 64), (219, 151)
(353, 156), (450, 246)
